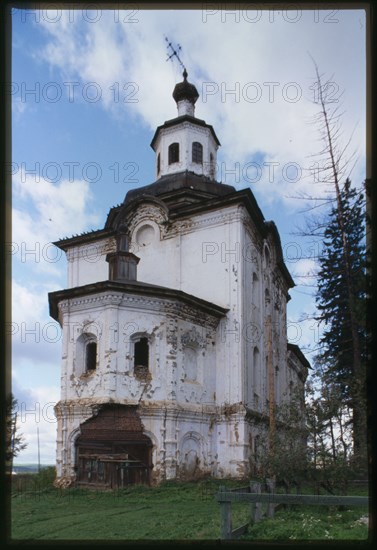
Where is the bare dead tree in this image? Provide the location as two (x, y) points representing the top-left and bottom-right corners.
(310, 60), (366, 467)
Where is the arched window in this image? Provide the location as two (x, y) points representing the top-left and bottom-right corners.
(157, 153), (161, 174)
(134, 337), (149, 379)
(168, 143), (179, 164)
(85, 341), (97, 372)
(76, 332), (98, 375)
(192, 142), (203, 164)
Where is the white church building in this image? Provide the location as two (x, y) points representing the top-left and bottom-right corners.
(49, 70), (309, 488)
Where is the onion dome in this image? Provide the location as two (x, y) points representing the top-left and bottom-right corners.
(172, 69), (199, 105)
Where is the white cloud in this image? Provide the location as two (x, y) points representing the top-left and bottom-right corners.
(12, 280), (47, 323)
(34, 9), (366, 207)
(13, 171), (99, 236)
(12, 377), (60, 465)
(11, 280), (61, 368)
(12, 171), (100, 276)
(290, 257), (319, 286)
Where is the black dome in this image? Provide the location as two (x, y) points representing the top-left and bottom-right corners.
(172, 69), (199, 104)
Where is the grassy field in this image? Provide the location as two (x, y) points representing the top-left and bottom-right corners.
(244, 506), (369, 541)
(10, 478), (369, 542)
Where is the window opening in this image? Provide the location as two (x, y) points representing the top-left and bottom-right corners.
(86, 341), (97, 372)
(134, 338), (149, 379)
(192, 142), (203, 164)
(168, 143), (179, 164)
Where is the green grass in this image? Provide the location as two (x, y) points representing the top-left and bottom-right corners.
(243, 507), (369, 541)
(10, 479), (369, 541)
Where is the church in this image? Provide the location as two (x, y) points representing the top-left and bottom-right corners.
(49, 69), (309, 488)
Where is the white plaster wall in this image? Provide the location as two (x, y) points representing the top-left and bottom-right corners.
(60, 302), (163, 404)
(62, 204), (263, 414)
(153, 121), (218, 179)
(65, 206), (247, 311)
(55, 283), (255, 481)
(57, 291), (221, 407)
(66, 237), (115, 289)
(139, 410), (213, 481)
(214, 413), (250, 477)
(55, 197), (300, 484)
(132, 205), (243, 309)
(55, 401), (98, 480)
(138, 408), (249, 481)
(241, 224), (264, 411)
(240, 220), (291, 415)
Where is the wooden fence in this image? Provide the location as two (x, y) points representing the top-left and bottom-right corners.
(216, 482), (369, 540)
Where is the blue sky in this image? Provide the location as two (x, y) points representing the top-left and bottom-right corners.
(10, 7), (366, 464)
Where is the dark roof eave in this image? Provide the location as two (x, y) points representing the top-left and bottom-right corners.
(53, 228), (114, 250)
(53, 188), (294, 288)
(123, 171), (236, 206)
(48, 280), (229, 323)
(287, 343), (312, 371)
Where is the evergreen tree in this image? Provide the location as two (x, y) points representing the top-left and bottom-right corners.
(6, 393), (27, 473)
(315, 178), (367, 467)
(293, 62), (369, 475)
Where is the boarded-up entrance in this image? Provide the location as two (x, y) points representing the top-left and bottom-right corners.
(75, 405), (153, 488)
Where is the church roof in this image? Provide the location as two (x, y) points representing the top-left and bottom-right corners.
(123, 170), (235, 206)
(52, 228), (114, 250)
(109, 180), (294, 288)
(48, 279), (229, 324)
(51, 65), (293, 290)
(287, 343), (312, 378)
(53, 172), (294, 289)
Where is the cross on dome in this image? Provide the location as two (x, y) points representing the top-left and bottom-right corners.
(150, 62), (220, 181)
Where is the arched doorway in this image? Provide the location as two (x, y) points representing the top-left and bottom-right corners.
(75, 405), (153, 488)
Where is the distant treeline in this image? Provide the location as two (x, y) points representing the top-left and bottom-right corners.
(13, 464), (54, 474)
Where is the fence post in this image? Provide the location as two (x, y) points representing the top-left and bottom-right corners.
(250, 481), (262, 523)
(219, 486), (232, 539)
(266, 478), (276, 519)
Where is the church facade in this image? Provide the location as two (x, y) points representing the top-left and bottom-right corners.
(49, 70), (309, 488)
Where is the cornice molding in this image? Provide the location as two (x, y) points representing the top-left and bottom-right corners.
(53, 285), (226, 329)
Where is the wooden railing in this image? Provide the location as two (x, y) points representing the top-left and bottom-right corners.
(216, 482), (369, 540)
